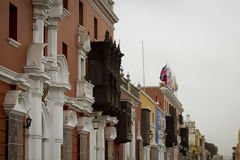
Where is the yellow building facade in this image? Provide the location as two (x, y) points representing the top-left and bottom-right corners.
(140, 91), (157, 160)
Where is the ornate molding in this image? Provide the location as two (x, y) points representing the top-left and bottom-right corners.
(3, 90), (29, 116)
(160, 86), (184, 113)
(32, 0), (52, 9)
(0, 66), (32, 90)
(24, 43), (51, 81)
(63, 110), (78, 129)
(78, 26), (91, 55)
(88, 0), (118, 25)
(87, 0), (117, 30)
(105, 126), (117, 140)
(54, 54), (71, 90)
(77, 117), (91, 132)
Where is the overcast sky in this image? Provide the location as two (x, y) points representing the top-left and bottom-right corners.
(114, 0), (240, 156)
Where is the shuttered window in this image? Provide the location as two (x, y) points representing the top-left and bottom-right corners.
(63, 0), (68, 10)
(9, 3), (17, 40)
(94, 17), (98, 40)
(79, 1), (83, 26)
(62, 42), (68, 60)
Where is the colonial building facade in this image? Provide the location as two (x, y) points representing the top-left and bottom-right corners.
(145, 82), (185, 160)
(0, 0), (121, 160)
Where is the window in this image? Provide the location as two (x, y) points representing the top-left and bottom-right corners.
(44, 26), (48, 56)
(81, 58), (85, 79)
(152, 113), (154, 123)
(9, 3), (17, 40)
(79, 1), (83, 26)
(63, 0), (68, 10)
(94, 17), (98, 40)
(106, 30), (109, 38)
(62, 42), (68, 60)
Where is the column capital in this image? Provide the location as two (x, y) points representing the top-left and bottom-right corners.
(105, 126), (117, 141)
(63, 110), (78, 129)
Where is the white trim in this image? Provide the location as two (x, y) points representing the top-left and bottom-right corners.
(160, 87), (184, 113)
(0, 66), (32, 89)
(87, 0), (117, 30)
(8, 38), (21, 48)
(95, 0), (118, 22)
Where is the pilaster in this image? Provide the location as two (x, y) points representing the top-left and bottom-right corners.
(47, 18), (59, 63)
(63, 110), (78, 160)
(47, 87), (65, 160)
(77, 130), (89, 160)
(26, 84), (43, 160)
(96, 117), (106, 160)
(33, 6), (47, 43)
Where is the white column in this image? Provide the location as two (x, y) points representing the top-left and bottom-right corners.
(90, 129), (97, 160)
(33, 7), (45, 43)
(97, 119), (105, 160)
(25, 80), (43, 160)
(47, 87), (65, 160)
(48, 19), (58, 63)
(124, 143), (130, 160)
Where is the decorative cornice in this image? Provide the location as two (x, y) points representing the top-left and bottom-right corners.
(93, 0), (119, 23)
(32, 0), (52, 9)
(0, 66), (32, 90)
(87, 0), (117, 30)
(49, 82), (71, 91)
(160, 87), (184, 113)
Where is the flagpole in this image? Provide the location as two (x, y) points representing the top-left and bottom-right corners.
(142, 40), (145, 91)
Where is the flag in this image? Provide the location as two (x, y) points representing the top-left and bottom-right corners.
(160, 64), (167, 84)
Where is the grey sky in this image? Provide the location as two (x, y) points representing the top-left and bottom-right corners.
(114, 0), (240, 156)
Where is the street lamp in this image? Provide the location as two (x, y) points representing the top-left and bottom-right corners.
(23, 116), (32, 129)
(92, 116), (99, 130)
